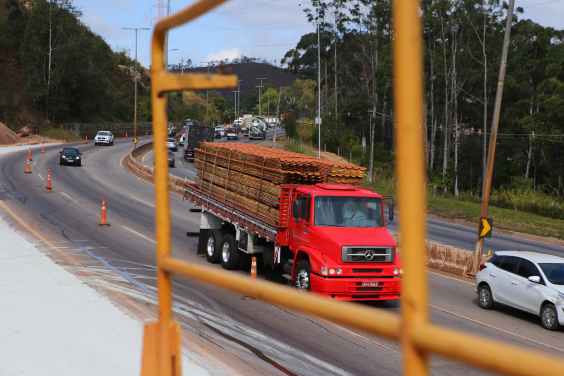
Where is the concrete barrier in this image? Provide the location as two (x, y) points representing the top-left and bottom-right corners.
(390, 231), (489, 276)
(124, 142), (190, 195)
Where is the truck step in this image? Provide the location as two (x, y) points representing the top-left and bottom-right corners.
(189, 208), (202, 212)
(282, 274), (292, 280)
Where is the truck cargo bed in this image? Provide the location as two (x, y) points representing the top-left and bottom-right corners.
(184, 183), (290, 242)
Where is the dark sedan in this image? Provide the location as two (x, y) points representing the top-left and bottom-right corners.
(59, 147), (82, 166)
(168, 150), (175, 167)
(214, 130), (222, 139)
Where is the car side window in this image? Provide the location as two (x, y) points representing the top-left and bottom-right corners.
(297, 196), (311, 223)
(493, 256), (504, 268)
(499, 256), (519, 274)
(488, 254), (499, 265)
(516, 258), (542, 280)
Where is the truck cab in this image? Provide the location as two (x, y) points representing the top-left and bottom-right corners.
(287, 184), (401, 301)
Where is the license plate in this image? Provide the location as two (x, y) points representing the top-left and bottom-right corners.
(362, 281), (378, 287)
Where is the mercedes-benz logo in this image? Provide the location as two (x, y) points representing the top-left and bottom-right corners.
(364, 250), (374, 261)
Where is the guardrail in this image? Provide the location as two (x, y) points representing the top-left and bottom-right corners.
(142, 0), (564, 375)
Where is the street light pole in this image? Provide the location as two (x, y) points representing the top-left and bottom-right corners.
(317, 14), (321, 158)
(123, 27), (150, 145)
(238, 79), (243, 117)
(201, 61), (214, 125)
(472, 0), (515, 275)
(256, 78), (266, 116)
(231, 91), (237, 124)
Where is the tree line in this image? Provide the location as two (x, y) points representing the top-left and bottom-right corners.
(281, 0), (564, 201)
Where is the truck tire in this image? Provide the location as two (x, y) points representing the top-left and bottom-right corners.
(206, 229), (223, 263)
(294, 260), (311, 292)
(220, 234), (240, 270)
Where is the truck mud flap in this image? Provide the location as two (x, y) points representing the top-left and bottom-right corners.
(197, 229), (209, 255)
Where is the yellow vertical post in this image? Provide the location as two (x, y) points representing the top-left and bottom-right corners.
(392, 0), (428, 375)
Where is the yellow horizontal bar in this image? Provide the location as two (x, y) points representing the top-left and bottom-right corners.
(411, 323), (564, 376)
(159, 257), (402, 340)
(152, 72), (238, 95)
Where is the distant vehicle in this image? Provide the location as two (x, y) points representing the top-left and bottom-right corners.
(476, 251), (564, 330)
(167, 122), (178, 138)
(168, 150), (175, 168)
(214, 130), (222, 139)
(183, 124), (215, 162)
(182, 119), (199, 128)
(249, 119), (267, 140)
(233, 119), (243, 130)
(179, 133), (186, 147)
(215, 125), (226, 137)
(226, 127), (239, 140)
(59, 147), (83, 166)
(94, 131), (114, 146)
(166, 138), (178, 152)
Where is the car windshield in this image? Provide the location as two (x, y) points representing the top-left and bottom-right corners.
(314, 196), (384, 227)
(63, 148), (79, 155)
(167, 139), (175, 142)
(98, 132), (109, 136)
(538, 263), (564, 285)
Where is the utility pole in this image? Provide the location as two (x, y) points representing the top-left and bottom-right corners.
(164, 0), (171, 70)
(123, 27), (150, 146)
(238, 79), (243, 117)
(180, 58), (184, 74)
(273, 87), (282, 148)
(368, 105), (376, 182)
(231, 91), (237, 124)
(201, 61), (214, 124)
(472, 0), (515, 275)
(317, 7), (321, 158)
(256, 78), (266, 115)
(267, 89), (270, 119)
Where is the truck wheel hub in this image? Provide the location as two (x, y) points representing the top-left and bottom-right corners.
(296, 269), (309, 290)
(207, 237), (215, 257)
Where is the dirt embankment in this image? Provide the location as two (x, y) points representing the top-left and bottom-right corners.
(0, 122), (59, 146)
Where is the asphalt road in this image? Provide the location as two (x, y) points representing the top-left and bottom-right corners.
(1, 136), (563, 375)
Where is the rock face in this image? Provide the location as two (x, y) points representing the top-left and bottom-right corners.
(0, 122), (22, 145)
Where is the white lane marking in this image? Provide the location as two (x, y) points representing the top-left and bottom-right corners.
(429, 271), (474, 285)
(430, 305), (564, 353)
(94, 177), (105, 185)
(122, 226), (156, 244)
(37, 173), (45, 181)
(60, 192), (79, 204)
(131, 196), (155, 207)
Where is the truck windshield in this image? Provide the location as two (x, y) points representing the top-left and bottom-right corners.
(314, 196), (384, 227)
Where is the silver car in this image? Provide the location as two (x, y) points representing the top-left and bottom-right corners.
(476, 251), (564, 330)
(166, 138), (178, 152)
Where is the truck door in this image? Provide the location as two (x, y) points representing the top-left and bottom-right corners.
(291, 195), (311, 249)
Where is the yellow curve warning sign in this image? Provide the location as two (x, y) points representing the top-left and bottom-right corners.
(133, 137), (138, 144)
(480, 218), (493, 238)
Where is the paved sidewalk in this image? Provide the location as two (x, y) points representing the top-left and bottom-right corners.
(0, 144), (210, 375)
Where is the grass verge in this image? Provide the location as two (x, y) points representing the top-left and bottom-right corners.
(39, 126), (82, 142)
(362, 180), (564, 241)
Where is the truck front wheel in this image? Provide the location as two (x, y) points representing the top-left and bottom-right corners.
(295, 261), (311, 292)
(221, 234), (240, 270)
(206, 229), (223, 263)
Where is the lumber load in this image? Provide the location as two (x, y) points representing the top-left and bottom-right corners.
(193, 142), (366, 225)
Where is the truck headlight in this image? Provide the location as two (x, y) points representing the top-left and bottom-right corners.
(393, 268), (399, 275)
(329, 268), (335, 275)
(337, 268), (342, 275)
(321, 267), (328, 276)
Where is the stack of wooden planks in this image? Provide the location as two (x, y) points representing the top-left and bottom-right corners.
(194, 143), (366, 225)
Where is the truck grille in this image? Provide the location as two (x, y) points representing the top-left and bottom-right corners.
(352, 295), (380, 299)
(355, 287), (383, 292)
(341, 247), (394, 263)
(352, 269), (382, 273)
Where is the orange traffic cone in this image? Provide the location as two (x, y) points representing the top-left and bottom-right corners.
(98, 197), (110, 226)
(25, 159), (31, 173)
(27, 148), (32, 161)
(146, 131), (148, 138)
(251, 257), (257, 279)
(126, 133), (128, 140)
(85, 135), (88, 144)
(41, 141), (45, 153)
(46, 170), (53, 192)
(63, 139), (66, 148)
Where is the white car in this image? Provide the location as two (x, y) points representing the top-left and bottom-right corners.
(215, 125), (226, 137)
(476, 251), (564, 330)
(226, 127), (239, 140)
(94, 131), (114, 146)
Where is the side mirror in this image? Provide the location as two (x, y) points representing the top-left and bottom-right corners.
(528, 276), (541, 283)
(80, 153), (83, 155)
(292, 200), (299, 219)
(59, 151), (62, 153)
(389, 203), (394, 221)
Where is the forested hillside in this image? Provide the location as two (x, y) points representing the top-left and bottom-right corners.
(281, 0), (564, 203)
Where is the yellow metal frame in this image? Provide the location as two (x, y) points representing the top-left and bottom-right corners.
(143, 0), (564, 375)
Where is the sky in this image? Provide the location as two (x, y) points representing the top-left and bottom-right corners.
(72, 0), (564, 70)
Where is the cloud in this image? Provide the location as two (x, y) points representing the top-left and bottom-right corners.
(205, 48), (241, 62)
(81, 13), (127, 40)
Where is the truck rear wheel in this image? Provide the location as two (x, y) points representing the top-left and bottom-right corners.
(295, 260), (311, 292)
(206, 229), (223, 263)
(221, 234), (240, 270)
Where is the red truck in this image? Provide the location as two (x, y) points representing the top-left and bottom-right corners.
(184, 182), (402, 301)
